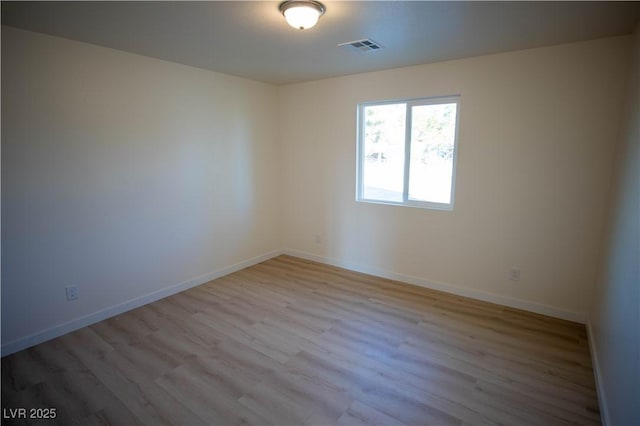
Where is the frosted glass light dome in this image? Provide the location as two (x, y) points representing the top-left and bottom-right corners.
(279, 1), (326, 30)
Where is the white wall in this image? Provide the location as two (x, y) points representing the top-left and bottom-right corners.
(1, 26), (282, 353)
(589, 24), (640, 426)
(1, 25), (635, 363)
(279, 36), (631, 321)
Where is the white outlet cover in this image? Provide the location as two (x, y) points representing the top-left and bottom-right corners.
(65, 286), (79, 300)
(509, 268), (521, 281)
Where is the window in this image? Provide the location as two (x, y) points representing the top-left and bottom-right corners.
(356, 95), (460, 210)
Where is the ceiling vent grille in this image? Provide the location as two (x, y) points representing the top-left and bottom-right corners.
(338, 38), (383, 53)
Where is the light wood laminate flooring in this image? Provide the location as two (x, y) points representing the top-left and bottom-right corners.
(2, 255), (600, 425)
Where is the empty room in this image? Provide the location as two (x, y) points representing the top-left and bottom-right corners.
(1, 1), (639, 425)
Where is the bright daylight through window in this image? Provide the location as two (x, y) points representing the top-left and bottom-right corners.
(356, 96), (460, 210)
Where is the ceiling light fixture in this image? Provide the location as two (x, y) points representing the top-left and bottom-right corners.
(279, 0), (326, 30)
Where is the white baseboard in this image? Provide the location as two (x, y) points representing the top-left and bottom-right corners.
(586, 322), (610, 426)
(1, 249), (283, 357)
(283, 248), (587, 324)
(3, 248), (587, 356)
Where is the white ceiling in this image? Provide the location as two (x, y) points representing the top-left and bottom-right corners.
(2, 1), (639, 85)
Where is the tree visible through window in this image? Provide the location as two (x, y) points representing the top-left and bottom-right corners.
(356, 96), (460, 210)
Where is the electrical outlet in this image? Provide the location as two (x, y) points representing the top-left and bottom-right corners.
(509, 267), (521, 282)
(65, 286), (79, 301)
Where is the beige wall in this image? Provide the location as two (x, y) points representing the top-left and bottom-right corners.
(1, 26), (282, 351)
(2, 25), (635, 365)
(279, 36), (631, 321)
(589, 24), (640, 426)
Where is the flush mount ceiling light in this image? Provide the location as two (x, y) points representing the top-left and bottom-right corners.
(279, 0), (326, 30)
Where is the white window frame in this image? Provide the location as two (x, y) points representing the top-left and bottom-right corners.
(356, 95), (461, 211)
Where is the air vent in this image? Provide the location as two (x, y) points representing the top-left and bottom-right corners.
(338, 38), (383, 53)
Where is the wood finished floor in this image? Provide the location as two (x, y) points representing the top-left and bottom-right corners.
(2, 255), (600, 425)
